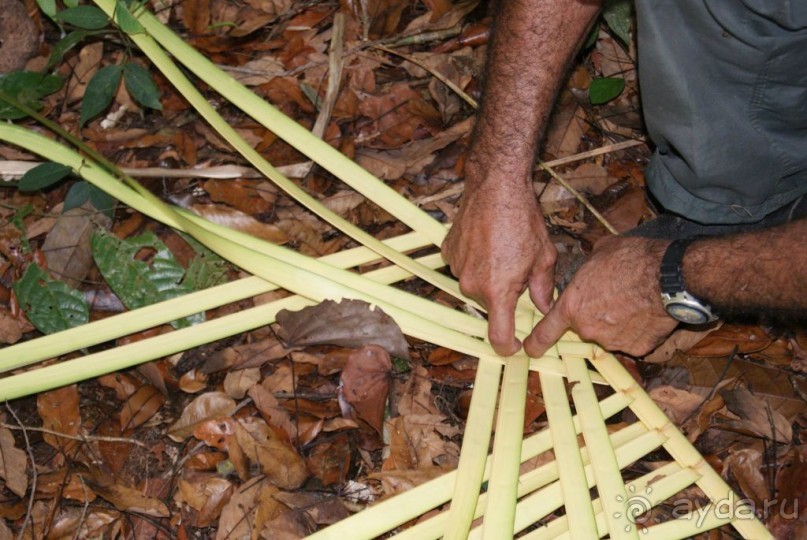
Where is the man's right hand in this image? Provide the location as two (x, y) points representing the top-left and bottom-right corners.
(442, 179), (557, 356)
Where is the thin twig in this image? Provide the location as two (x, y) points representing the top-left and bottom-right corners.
(538, 161), (619, 235)
(0, 422), (148, 448)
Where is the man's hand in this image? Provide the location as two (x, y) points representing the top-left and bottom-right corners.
(443, 181), (556, 356)
(524, 236), (678, 357)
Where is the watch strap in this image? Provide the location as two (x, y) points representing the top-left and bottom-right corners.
(659, 238), (694, 295)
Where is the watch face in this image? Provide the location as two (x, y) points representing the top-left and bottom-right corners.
(666, 302), (709, 325)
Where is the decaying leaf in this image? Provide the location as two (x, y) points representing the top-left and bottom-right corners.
(223, 367), (261, 399)
(119, 385), (165, 431)
(276, 299), (409, 358)
(720, 387), (792, 443)
(339, 345), (392, 433)
(216, 477), (287, 540)
(168, 392), (236, 442)
(234, 417), (308, 489)
(176, 473), (233, 527)
(37, 385), (82, 456)
(42, 201), (112, 288)
(0, 428), (27, 497)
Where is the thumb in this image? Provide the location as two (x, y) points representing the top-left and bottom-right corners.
(524, 304), (569, 358)
(528, 266), (556, 314)
(486, 293), (521, 357)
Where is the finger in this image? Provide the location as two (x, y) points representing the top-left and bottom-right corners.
(486, 292), (521, 356)
(523, 304), (569, 358)
(528, 266), (556, 314)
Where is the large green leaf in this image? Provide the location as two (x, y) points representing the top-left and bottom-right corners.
(80, 65), (122, 126)
(123, 63), (162, 111)
(13, 264), (89, 334)
(19, 162), (72, 192)
(56, 6), (110, 30)
(114, 0), (145, 34)
(91, 230), (203, 328)
(0, 71), (64, 119)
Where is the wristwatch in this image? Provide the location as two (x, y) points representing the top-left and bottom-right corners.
(659, 238), (718, 325)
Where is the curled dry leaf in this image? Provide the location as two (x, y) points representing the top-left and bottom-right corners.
(234, 417), (308, 489)
(339, 345), (392, 433)
(87, 475), (170, 518)
(168, 392), (236, 442)
(648, 385), (703, 426)
(723, 448), (770, 509)
(276, 299), (409, 359)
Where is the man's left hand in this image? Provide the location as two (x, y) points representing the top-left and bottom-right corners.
(524, 235), (679, 357)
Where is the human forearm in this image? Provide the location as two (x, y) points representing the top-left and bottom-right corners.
(468, 0), (602, 186)
(684, 219), (807, 317)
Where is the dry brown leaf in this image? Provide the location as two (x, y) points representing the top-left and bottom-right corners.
(339, 345), (392, 433)
(66, 43), (103, 103)
(402, 0), (480, 33)
(0, 308), (23, 345)
(189, 203), (288, 244)
(720, 387), (792, 443)
(203, 339), (289, 373)
(276, 299), (409, 358)
(42, 201), (112, 288)
(203, 179), (275, 215)
(176, 474), (233, 527)
(216, 477), (287, 540)
(37, 385), (81, 456)
(248, 384), (298, 442)
(368, 467), (448, 498)
(670, 355), (807, 421)
(687, 325), (772, 357)
(648, 385), (703, 425)
(644, 325), (719, 364)
(168, 392), (236, 442)
(235, 417), (308, 489)
(87, 472), (170, 518)
(306, 433), (351, 486)
(179, 369), (209, 393)
(182, 0), (211, 35)
(274, 491), (350, 526)
(223, 367), (262, 399)
(119, 385), (165, 431)
(0, 428), (26, 498)
(723, 448), (770, 509)
(396, 364), (441, 416)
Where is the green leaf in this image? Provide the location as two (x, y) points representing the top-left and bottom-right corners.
(184, 252), (228, 291)
(603, 0), (632, 47)
(87, 184), (116, 217)
(114, 0), (144, 34)
(589, 77), (625, 105)
(80, 65), (122, 126)
(36, 0), (58, 20)
(123, 63), (162, 111)
(48, 30), (90, 68)
(13, 264), (89, 334)
(64, 181), (91, 211)
(0, 71), (64, 119)
(56, 6), (110, 30)
(19, 162), (72, 192)
(91, 230), (202, 328)
(63, 0), (79, 7)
